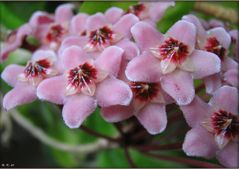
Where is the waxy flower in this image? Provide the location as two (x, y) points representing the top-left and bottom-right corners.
(2, 50), (58, 110)
(0, 4), (74, 62)
(101, 80), (173, 135)
(104, 2), (174, 26)
(126, 21), (221, 105)
(29, 3), (74, 50)
(125, 2), (175, 24)
(182, 14), (238, 93)
(180, 86), (238, 167)
(0, 24), (32, 62)
(37, 45), (132, 128)
(78, 12), (139, 53)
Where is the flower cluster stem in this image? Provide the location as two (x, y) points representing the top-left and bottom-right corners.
(80, 125), (120, 143)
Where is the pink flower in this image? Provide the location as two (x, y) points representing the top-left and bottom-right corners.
(73, 12), (139, 53)
(2, 50), (58, 110)
(183, 15), (238, 93)
(37, 45), (133, 128)
(0, 24), (32, 62)
(180, 85), (238, 167)
(125, 2), (175, 24)
(126, 21), (221, 105)
(101, 81), (173, 135)
(0, 4), (74, 62)
(29, 3), (74, 50)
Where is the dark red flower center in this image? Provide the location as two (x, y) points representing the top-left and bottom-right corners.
(46, 24), (66, 43)
(24, 59), (51, 78)
(211, 110), (239, 140)
(159, 37), (189, 64)
(37, 16), (54, 25)
(130, 82), (159, 102)
(205, 37), (226, 60)
(126, 4), (146, 17)
(67, 62), (97, 89)
(88, 26), (114, 47)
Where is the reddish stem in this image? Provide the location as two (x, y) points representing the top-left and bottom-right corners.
(139, 151), (222, 168)
(80, 125), (120, 143)
(134, 142), (182, 151)
(124, 146), (137, 168)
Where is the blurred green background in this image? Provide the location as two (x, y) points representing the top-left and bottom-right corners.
(0, 1), (238, 167)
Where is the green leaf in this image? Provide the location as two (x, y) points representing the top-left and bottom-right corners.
(157, 2), (195, 33)
(97, 148), (129, 167)
(84, 108), (118, 138)
(79, 2), (113, 14)
(111, 2), (136, 10)
(2, 2), (46, 23)
(49, 148), (79, 167)
(131, 149), (187, 167)
(0, 2), (24, 29)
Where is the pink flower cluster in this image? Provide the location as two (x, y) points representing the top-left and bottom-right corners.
(1, 2), (238, 167)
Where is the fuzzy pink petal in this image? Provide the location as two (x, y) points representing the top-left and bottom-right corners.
(1, 64), (24, 87)
(209, 85), (238, 114)
(149, 2), (175, 22)
(116, 39), (140, 60)
(131, 21), (164, 51)
(203, 74), (222, 94)
(60, 46), (88, 69)
(125, 51), (162, 82)
(55, 3), (74, 24)
(96, 77), (132, 107)
(180, 96), (210, 128)
(160, 70), (195, 106)
(216, 142), (239, 167)
(208, 19), (224, 28)
(3, 82), (37, 111)
(62, 95), (97, 128)
(113, 14), (139, 38)
(223, 69), (238, 87)
(70, 13), (88, 34)
(105, 7), (124, 24)
(101, 105), (133, 122)
(191, 49), (221, 79)
(183, 126), (218, 158)
(32, 49), (57, 64)
(166, 20), (196, 54)
(37, 75), (67, 105)
(207, 27), (231, 49)
(58, 36), (88, 55)
(1, 24), (32, 62)
(222, 57), (238, 71)
(95, 46), (124, 76)
(86, 13), (108, 31)
(182, 14), (207, 48)
(29, 11), (54, 27)
(136, 103), (167, 135)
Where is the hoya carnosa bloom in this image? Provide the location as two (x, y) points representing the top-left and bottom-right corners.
(182, 14), (238, 93)
(0, 4), (74, 63)
(0, 24), (32, 62)
(29, 3), (74, 50)
(125, 2), (175, 24)
(101, 80), (174, 135)
(71, 12), (139, 53)
(1, 50), (58, 111)
(180, 86), (238, 167)
(126, 21), (221, 105)
(37, 46), (132, 128)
